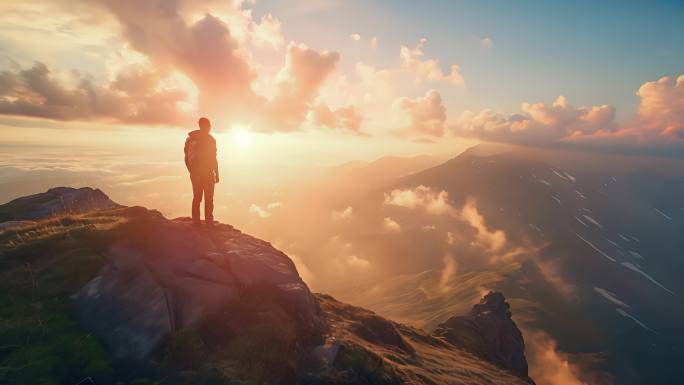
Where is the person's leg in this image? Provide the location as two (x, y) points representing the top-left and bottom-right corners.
(191, 173), (203, 224)
(204, 175), (215, 224)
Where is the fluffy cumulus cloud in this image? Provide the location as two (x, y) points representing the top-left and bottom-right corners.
(0, 62), (191, 124)
(0, 0), (356, 134)
(453, 96), (616, 145)
(395, 90), (447, 137)
(452, 74), (684, 151)
(251, 13), (284, 49)
(265, 42), (340, 131)
(98, 0), (258, 124)
(400, 38), (464, 87)
(383, 217), (402, 232)
(384, 185), (455, 215)
(311, 103), (364, 133)
(634, 74), (684, 139)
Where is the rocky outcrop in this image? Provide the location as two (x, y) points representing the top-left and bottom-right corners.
(71, 208), (325, 359)
(308, 294), (532, 385)
(432, 292), (533, 383)
(0, 187), (119, 221)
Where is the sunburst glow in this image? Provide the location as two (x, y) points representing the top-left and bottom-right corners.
(233, 126), (253, 147)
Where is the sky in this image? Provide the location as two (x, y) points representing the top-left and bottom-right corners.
(0, 0), (683, 169)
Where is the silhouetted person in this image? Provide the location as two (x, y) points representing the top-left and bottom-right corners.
(185, 117), (219, 225)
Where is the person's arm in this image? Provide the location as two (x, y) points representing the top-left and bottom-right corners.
(184, 138), (191, 171)
(212, 138), (220, 183)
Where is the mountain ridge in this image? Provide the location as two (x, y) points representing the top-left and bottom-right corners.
(0, 187), (534, 385)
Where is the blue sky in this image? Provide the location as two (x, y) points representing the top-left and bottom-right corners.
(258, 0), (684, 119)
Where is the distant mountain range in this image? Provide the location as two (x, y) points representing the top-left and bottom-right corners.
(332, 144), (684, 385)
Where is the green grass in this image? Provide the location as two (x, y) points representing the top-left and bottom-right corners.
(0, 209), (154, 385)
(1, 207), (357, 384)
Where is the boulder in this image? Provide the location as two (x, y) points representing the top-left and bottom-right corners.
(72, 216), (325, 359)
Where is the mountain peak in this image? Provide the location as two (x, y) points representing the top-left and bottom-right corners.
(433, 291), (533, 383)
(0, 186), (119, 222)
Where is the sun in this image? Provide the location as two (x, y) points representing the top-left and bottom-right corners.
(233, 126), (253, 147)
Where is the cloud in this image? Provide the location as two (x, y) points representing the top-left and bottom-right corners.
(383, 217), (401, 232)
(347, 254), (370, 268)
(459, 197), (507, 253)
(248, 203), (271, 218)
(0, 1), (355, 134)
(370, 36), (378, 50)
(311, 103), (364, 133)
(396, 89), (447, 137)
(526, 330), (593, 385)
(384, 185), (455, 215)
(331, 206), (353, 221)
(452, 74), (684, 152)
(98, 1), (258, 124)
(0, 62), (191, 124)
(265, 42), (340, 131)
(537, 259), (578, 301)
(399, 38), (464, 86)
(634, 74), (684, 139)
(480, 37), (494, 49)
(453, 96), (616, 145)
(251, 13), (284, 49)
(350, 33), (361, 41)
(439, 254), (458, 292)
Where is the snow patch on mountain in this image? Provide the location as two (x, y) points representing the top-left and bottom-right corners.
(582, 215), (602, 228)
(551, 169), (568, 181)
(628, 251), (644, 260)
(653, 208), (672, 220)
(594, 287), (630, 308)
(616, 309), (656, 333)
(621, 262), (674, 295)
(576, 233), (616, 262)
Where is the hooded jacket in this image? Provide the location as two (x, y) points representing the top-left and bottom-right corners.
(184, 130), (218, 175)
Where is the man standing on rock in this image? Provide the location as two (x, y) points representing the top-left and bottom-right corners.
(185, 117), (219, 226)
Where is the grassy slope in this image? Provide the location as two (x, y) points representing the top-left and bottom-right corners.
(314, 294), (530, 385)
(0, 208), (530, 385)
(0, 208), (309, 385)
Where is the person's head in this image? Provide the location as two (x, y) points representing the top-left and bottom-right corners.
(198, 117), (211, 133)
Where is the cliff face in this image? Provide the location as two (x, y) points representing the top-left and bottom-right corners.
(433, 291), (533, 383)
(0, 187), (535, 385)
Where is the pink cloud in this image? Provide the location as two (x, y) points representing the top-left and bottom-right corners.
(311, 103), (364, 133)
(396, 89), (447, 137)
(99, 1), (257, 124)
(0, 62), (191, 125)
(264, 42), (340, 131)
(453, 96), (616, 145)
(634, 74), (684, 138)
(400, 38), (464, 86)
